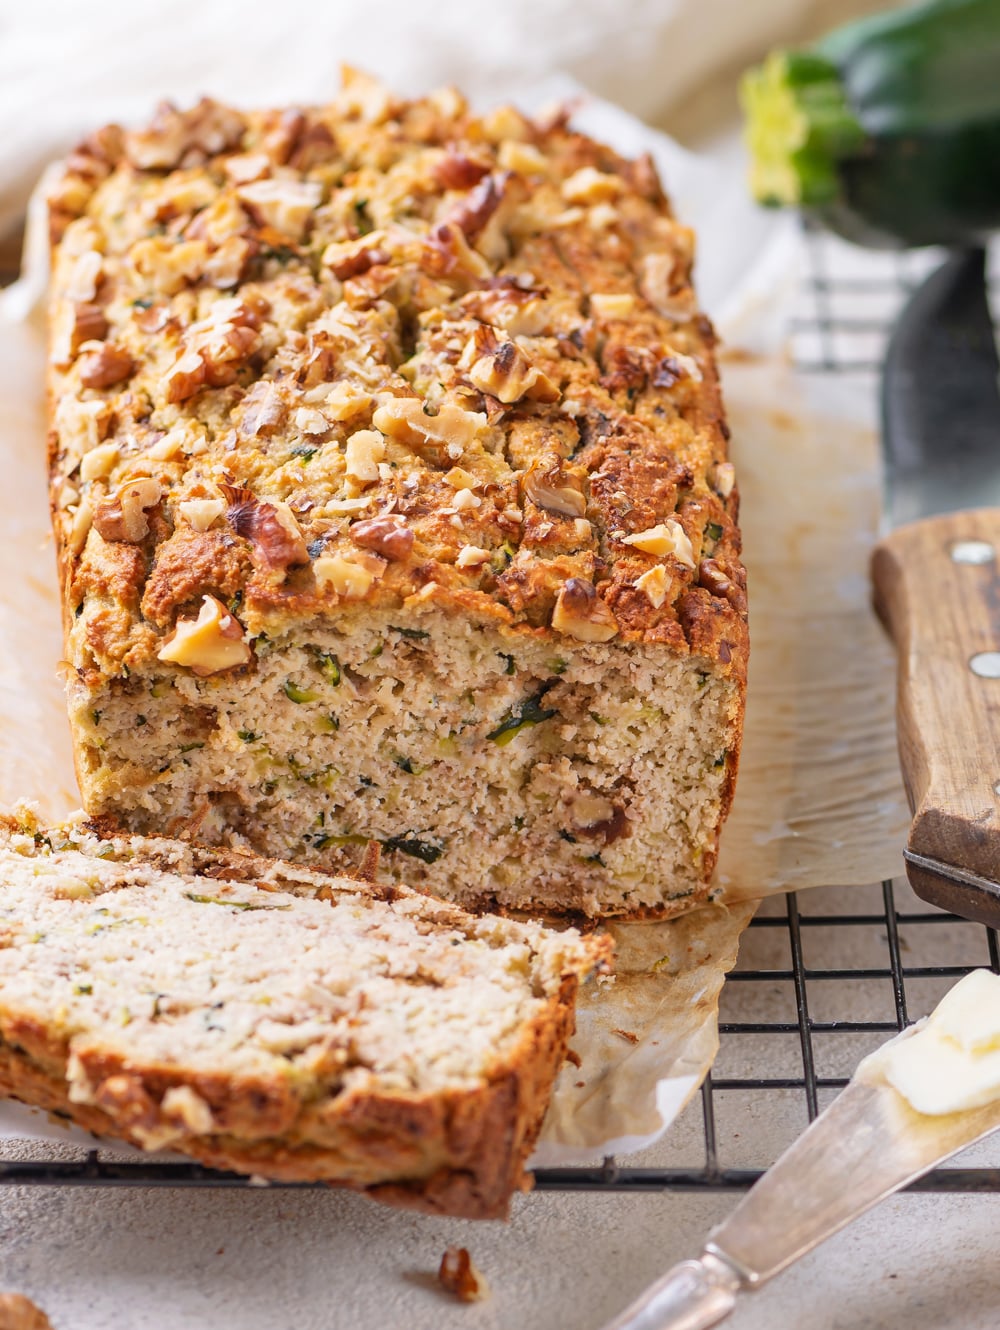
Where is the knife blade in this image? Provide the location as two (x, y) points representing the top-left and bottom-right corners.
(599, 1064), (1000, 1330)
(871, 246), (1000, 925)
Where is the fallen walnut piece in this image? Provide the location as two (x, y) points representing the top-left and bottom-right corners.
(0, 1292), (54, 1330)
(438, 1248), (490, 1303)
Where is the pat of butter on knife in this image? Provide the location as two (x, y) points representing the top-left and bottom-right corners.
(858, 969), (1000, 1115)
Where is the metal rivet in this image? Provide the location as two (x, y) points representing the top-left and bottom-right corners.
(970, 652), (1000, 678)
(951, 540), (995, 565)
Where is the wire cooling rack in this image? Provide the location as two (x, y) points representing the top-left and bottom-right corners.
(2, 226), (999, 1193)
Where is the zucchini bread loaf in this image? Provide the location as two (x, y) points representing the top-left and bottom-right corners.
(0, 806), (607, 1217)
(46, 73), (748, 918)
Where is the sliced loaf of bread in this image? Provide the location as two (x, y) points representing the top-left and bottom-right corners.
(0, 807), (609, 1217)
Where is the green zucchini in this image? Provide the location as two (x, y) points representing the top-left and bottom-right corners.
(742, 0), (1000, 247)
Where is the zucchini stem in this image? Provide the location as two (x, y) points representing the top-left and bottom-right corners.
(741, 50), (866, 208)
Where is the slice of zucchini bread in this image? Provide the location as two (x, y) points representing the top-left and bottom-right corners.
(0, 807), (608, 1217)
(46, 73), (748, 919)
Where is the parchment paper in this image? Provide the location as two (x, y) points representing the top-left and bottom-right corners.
(0, 95), (910, 1164)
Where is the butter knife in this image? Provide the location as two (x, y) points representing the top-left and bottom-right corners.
(871, 246), (1000, 925)
(599, 1061), (1000, 1330)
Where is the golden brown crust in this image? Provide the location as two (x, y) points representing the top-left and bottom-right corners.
(46, 75), (747, 686)
(0, 977), (579, 1219)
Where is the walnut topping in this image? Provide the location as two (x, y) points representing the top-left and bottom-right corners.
(237, 178), (323, 241)
(50, 302), (110, 367)
(93, 477), (162, 543)
(571, 792), (616, 828)
(238, 380), (286, 438)
(460, 326), (559, 404)
(444, 467), (478, 490)
(178, 497), (226, 532)
(350, 515), (414, 561)
(497, 140), (549, 175)
(561, 167), (622, 204)
(163, 350), (207, 404)
(294, 407), (330, 436)
(434, 152), (491, 191)
(522, 461), (587, 518)
(635, 564), (669, 609)
(552, 577), (618, 642)
(622, 520), (696, 568)
(204, 234), (254, 289)
(711, 461), (735, 498)
(157, 594), (251, 676)
(78, 441), (120, 483)
(438, 1248), (489, 1304)
(77, 341), (135, 389)
(344, 429), (386, 484)
(372, 398), (487, 462)
(313, 551), (385, 599)
(64, 250), (103, 303)
(699, 558), (746, 614)
(321, 232), (390, 280)
(166, 299), (263, 402)
(223, 152), (271, 185)
(125, 98), (246, 170)
(441, 172), (508, 243)
(456, 544), (491, 568)
(639, 252), (696, 321)
(323, 382), (371, 421)
(590, 293), (636, 319)
(161, 1085), (215, 1134)
(223, 485), (309, 572)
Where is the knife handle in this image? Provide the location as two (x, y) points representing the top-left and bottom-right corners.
(872, 509), (1000, 924)
(600, 1254), (740, 1330)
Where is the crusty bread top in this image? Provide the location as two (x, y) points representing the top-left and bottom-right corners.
(0, 805), (608, 1113)
(47, 71), (746, 683)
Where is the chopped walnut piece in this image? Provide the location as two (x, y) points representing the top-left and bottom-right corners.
(711, 461), (735, 498)
(125, 98), (246, 170)
(93, 477), (162, 543)
(522, 461), (587, 518)
(350, 515), (414, 561)
(438, 1248), (489, 1304)
(130, 236), (209, 294)
(571, 792), (616, 828)
(237, 178), (322, 241)
(66, 496), (95, 555)
(178, 497), (226, 532)
(321, 232), (390, 280)
(313, 551), (385, 599)
(63, 250), (103, 303)
(161, 1085), (215, 1134)
(456, 544), (491, 568)
(561, 167), (622, 204)
(50, 302), (110, 367)
(344, 429), (386, 484)
(460, 326), (559, 405)
(433, 152), (491, 191)
(79, 441), (120, 482)
(157, 594), (251, 676)
(639, 251), (696, 321)
(294, 407), (329, 436)
(497, 140), (549, 175)
(622, 520), (696, 568)
(324, 382), (371, 421)
(336, 66), (394, 124)
(372, 398), (487, 463)
(204, 235), (254, 289)
(223, 485), (309, 572)
(444, 466), (478, 490)
(223, 152), (271, 185)
(238, 380), (286, 438)
(163, 350), (207, 404)
(77, 342), (135, 390)
(552, 577), (618, 642)
(699, 558), (747, 614)
(439, 172), (508, 242)
(635, 564), (669, 609)
(590, 293), (636, 319)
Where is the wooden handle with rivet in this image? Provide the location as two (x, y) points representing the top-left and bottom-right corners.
(871, 509), (1000, 925)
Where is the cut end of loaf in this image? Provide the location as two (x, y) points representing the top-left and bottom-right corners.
(70, 606), (742, 918)
(0, 808), (609, 1216)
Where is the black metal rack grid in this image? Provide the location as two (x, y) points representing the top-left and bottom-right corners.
(3, 227), (999, 1194)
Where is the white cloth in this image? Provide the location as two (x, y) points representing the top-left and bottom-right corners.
(0, 0), (824, 238)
